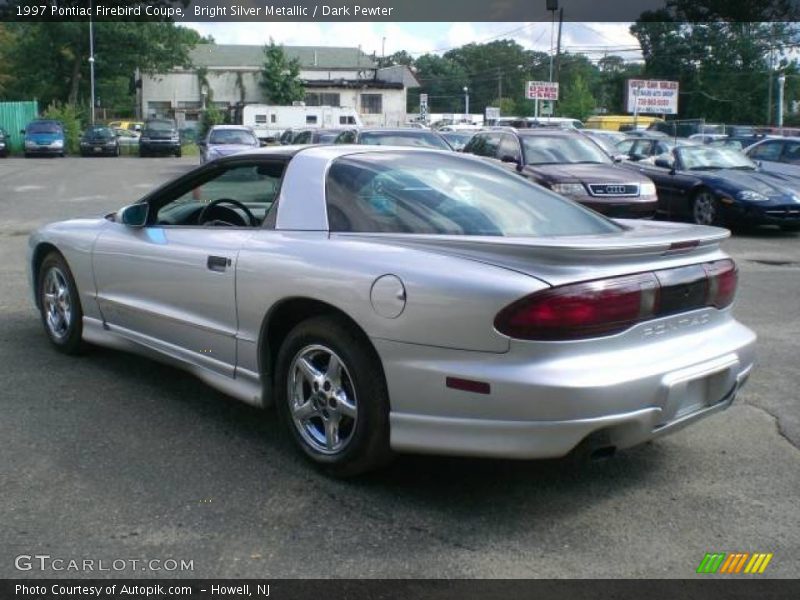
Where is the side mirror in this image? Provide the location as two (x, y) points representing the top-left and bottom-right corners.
(118, 203), (149, 228)
(654, 157), (673, 169)
(20, 129), (25, 134)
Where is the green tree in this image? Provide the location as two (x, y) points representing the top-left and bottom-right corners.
(630, 2), (800, 124)
(558, 73), (596, 120)
(259, 39), (305, 105)
(412, 54), (469, 113)
(2, 22), (204, 111)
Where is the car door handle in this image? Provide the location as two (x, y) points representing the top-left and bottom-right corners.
(207, 255), (231, 272)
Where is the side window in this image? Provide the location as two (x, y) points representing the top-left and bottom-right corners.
(154, 162), (286, 227)
(497, 135), (521, 162)
(781, 142), (800, 164)
(463, 134), (486, 156)
(749, 141), (783, 161)
(306, 115), (318, 125)
(336, 131), (356, 144)
(294, 131), (311, 144)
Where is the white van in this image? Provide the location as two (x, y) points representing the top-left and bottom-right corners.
(242, 105), (362, 142)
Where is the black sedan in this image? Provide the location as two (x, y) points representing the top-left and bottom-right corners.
(79, 126), (120, 157)
(628, 145), (800, 231)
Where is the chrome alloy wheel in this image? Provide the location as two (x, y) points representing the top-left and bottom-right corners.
(43, 267), (72, 339)
(288, 344), (358, 455)
(693, 191), (717, 225)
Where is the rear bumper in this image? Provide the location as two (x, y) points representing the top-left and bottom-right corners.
(390, 362), (751, 459)
(377, 308), (756, 459)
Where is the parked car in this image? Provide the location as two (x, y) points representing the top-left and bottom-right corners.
(287, 128), (347, 144)
(333, 128), (453, 150)
(580, 130), (628, 161)
(113, 128), (140, 149)
(198, 125), (260, 164)
(0, 127), (8, 157)
(616, 136), (698, 162)
(463, 129), (658, 218)
(743, 137), (800, 180)
(627, 145), (800, 230)
(108, 120), (144, 133)
(22, 119), (65, 157)
(139, 118), (181, 157)
(440, 130), (477, 151)
(79, 125), (120, 157)
(27, 145), (755, 475)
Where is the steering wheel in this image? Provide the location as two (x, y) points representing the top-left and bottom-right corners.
(198, 198), (257, 227)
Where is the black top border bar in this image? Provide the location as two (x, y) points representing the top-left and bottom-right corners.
(1, 0), (799, 22)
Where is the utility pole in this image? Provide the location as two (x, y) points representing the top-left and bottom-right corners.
(547, 0), (558, 82)
(497, 67), (503, 99)
(778, 73), (786, 133)
(89, 0), (96, 124)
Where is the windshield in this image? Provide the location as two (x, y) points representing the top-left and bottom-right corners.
(316, 131), (342, 143)
(146, 120), (176, 132)
(325, 152), (622, 237)
(359, 131), (452, 150)
(27, 122), (62, 134)
(678, 146), (757, 170)
(521, 135), (612, 165)
(209, 129), (258, 145)
(584, 134), (618, 156)
(84, 126), (114, 139)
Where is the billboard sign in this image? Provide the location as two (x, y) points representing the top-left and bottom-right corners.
(626, 79), (679, 115)
(485, 106), (500, 121)
(526, 81), (559, 101)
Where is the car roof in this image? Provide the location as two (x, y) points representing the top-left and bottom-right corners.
(209, 124), (253, 130)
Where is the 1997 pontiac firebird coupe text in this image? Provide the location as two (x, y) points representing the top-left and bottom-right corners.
(27, 146), (756, 476)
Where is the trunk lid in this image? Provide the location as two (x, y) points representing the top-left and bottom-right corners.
(336, 220), (730, 286)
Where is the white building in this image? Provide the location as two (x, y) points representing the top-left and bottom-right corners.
(138, 44), (419, 129)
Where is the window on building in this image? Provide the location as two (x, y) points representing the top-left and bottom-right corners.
(147, 101), (172, 118)
(177, 101), (201, 109)
(340, 116), (357, 125)
(306, 115), (318, 125)
(255, 114), (267, 124)
(305, 92), (341, 107)
(360, 93), (383, 115)
(270, 114), (276, 124)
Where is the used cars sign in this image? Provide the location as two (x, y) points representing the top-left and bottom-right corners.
(626, 79), (679, 115)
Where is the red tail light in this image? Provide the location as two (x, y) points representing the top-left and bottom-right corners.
(495, 259), (737, 341)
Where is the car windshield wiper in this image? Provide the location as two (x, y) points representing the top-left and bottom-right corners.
(688, 166), (721, 171)
(729, 165), (757, 170)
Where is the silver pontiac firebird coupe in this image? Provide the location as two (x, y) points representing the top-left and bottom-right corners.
(28, 145), (756, 476)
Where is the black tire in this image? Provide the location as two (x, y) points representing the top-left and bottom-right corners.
(37, 252), (84, 355)
(139, 148), (147, 158)
(24, 152), (31, 158)
(781, 223), (800, 232)
(274, 315), (392, 477)
(691, 189), (725, 226)
(175, 147), (182, 158)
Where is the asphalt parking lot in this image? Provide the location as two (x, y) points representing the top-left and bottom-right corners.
(1, 156), (798, 579)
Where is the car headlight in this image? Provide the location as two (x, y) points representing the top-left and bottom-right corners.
(25, 140), (35, 148)
(737, 190), (768, 202)
(140, 137), (150, 142)
(551, 183), (588, 196)
(52, 140), (64, 148)
(640, 182), (656, 196)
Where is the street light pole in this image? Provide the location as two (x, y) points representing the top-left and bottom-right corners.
(463, 86), (469, 117)
(778, 73), (786, 133)
(89, 0), (96, 124)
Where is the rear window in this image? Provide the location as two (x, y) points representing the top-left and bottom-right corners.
(359, 131), (452, 150)
(325, 152), (622, 237)
(27, 122), (62, 134)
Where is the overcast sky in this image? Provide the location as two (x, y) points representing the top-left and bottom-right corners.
(185, 22), (643, 61)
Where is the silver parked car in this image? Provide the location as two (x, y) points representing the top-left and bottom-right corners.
(199, 125), (260, 163)
(28, 146), (756, 476)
